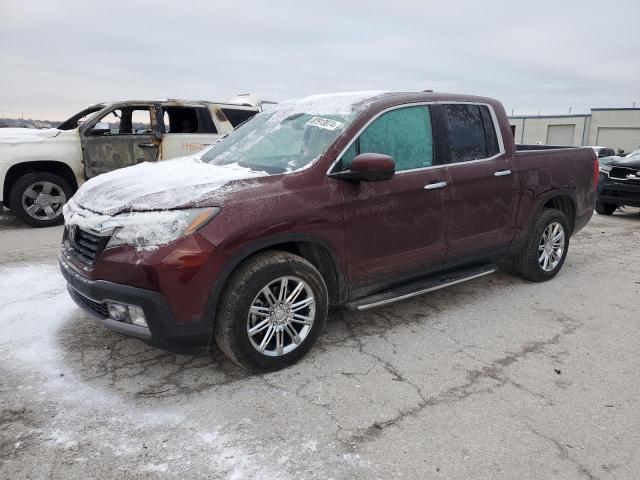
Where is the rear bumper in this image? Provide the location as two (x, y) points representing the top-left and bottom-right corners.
(60, 255), (213, 353)
(598, 176), (640, 207)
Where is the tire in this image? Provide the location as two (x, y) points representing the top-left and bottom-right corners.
(595, 201), (617, 215)
(213, 251), (329, 371)
(514, 208), (570, 282)
(9, 172), (73, 227)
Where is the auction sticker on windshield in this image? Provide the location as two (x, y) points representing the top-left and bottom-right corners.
(306, 117), (344, 131)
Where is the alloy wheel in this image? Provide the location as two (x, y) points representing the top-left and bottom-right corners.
(247, 276), (316, 357)
(21, 181), (67, 221)
(538, 222), (565, 272)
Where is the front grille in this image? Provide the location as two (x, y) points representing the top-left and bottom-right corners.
(68, 286), (109, 318)
(610, 166), (640, 182)
(67, 226), (110, 267)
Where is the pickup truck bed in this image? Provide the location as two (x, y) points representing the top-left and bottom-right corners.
(510, 145), (597, 250)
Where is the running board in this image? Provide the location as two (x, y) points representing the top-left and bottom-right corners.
(346, 264), (496, 311)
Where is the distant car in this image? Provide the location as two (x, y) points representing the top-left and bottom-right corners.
(625, 147), (640, 158)
(590, 146), (617, 159)
(0, 96), (261, 227)
(597, 151), (640, 214)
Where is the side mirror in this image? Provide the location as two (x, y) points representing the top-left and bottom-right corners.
(89, 122), (111, 135)
(329, 153), (395, 182)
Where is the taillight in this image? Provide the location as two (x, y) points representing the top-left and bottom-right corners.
(592, 158), (599, 190)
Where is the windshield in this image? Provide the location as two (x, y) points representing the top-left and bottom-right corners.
(57, 105), (104, 130)
(201, 110), (353, 174)
(200, 91), (384, 174)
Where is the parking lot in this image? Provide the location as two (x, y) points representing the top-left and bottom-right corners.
(1, 208), (639, 479)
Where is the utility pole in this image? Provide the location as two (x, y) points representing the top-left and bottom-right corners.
(568, 107), (572, 115)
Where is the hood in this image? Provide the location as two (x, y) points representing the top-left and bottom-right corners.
(605, 155), (640, 168)
(0, 128), (61, 144)
(70, 156), (268, 216)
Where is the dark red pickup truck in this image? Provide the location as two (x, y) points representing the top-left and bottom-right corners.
(60, 91), (598, 370)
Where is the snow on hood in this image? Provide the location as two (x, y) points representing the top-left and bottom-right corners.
(0, 127), (61, 144)
(64, 156), (268, 250)
(70, 156), (268, 216)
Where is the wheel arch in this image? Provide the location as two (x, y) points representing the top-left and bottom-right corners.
(539, 192), (576, 234)
(3, 161), (79, 207)
(205, 233), (347, 328)
(508, 189), (578, 257)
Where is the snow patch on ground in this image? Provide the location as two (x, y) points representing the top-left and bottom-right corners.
(0, 263), (289, 479)
(0, 264), (76, 373)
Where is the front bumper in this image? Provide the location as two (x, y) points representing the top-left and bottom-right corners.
(598, 175), (640, 207)
(60, 254), (213, 353)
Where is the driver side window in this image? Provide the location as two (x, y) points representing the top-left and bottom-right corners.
(90, 107), (152, 135)
(97, 109), (122, 135)
(338, 105), (433, 172)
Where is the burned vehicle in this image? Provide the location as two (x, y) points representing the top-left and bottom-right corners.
(60, 90), (597, 371)
(0, 95), (260, 227)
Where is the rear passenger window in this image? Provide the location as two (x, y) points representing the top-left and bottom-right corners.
(222, 108), (258, 128)
(444, 104), (501, 162)
(443, 104), (486, 162)
(162, 107), (214, 134)
(339, 105), (433, 172)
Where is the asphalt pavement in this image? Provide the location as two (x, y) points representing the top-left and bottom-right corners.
(1, 207), (639, 479)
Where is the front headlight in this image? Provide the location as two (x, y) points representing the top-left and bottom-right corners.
(106, 207), (220, 249)
(598, 163), (612, 175)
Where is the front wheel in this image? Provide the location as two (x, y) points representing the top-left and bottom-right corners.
(514, 208), (570, 282)
(595, 201), (617, 215)
(9, 172), (73, 227)
(213, 251), (328, 371)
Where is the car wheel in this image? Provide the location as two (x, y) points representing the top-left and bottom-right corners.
(595, 201), (617, 215)
(9, 172), (73, 227)
(213, 251), (328, 371)
(514, 208), (570, 282)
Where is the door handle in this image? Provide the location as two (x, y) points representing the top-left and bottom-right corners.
(424, 181), (447, 190)
(139, 143), (157, 148)
(494, 169), (512, 177)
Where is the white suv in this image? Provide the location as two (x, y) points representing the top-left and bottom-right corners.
(0, 95), (260, 227)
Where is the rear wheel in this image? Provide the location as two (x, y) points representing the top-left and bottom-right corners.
(595, 201), (617, 215)
(514, 208), (569, 282)
(213, 251), (328, 371)
(9, 172), (72, 227)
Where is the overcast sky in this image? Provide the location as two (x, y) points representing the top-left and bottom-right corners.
(1, 0), (639, 121)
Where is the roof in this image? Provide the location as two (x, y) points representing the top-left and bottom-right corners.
(87, 99), (259, 110)
(509, 114), (590, 119)
(591, 107), (640, 112)
(363, 91), (504, 113)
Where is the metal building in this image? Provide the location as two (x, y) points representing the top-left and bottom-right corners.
(509, 108), (640, 153)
